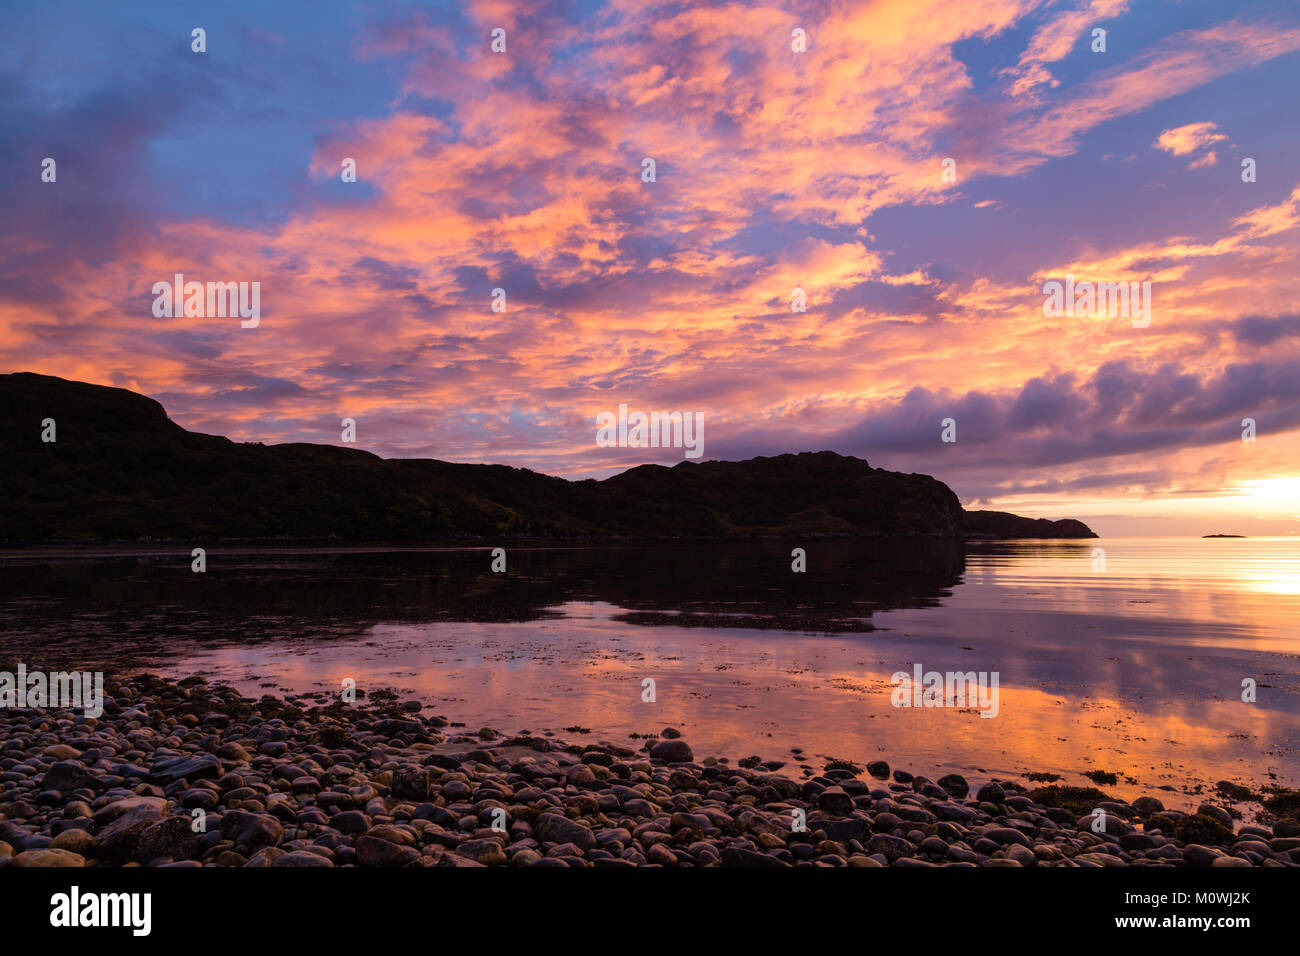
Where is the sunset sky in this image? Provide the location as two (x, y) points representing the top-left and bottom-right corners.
(2, 0), (1298, 536)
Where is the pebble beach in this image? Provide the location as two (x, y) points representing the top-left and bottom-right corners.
(2, 671), (1297, 869)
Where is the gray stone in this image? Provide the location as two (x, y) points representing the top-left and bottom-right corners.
(12, 848), (86, 867)
(134, 817), (200, 863)
(218, 811), (284, 849)
(355, 835), (419, 867)
(976, 782), (1005, 803)
(1131, 796), (1165, 815)
(648, 739), (694, 763)
(1183, 844), (1222, 867)
(42, 761), (97, 794)
(867, 834), (914, 861)
(150, 754), (221, 784)
(721, 847), (789, 867)
(983, 827), (1031, 847)
(534, 813), (597, 850)
(818, 786), (854, 815)
(937, 774), (969, 798)
(271, 850), (334, 867)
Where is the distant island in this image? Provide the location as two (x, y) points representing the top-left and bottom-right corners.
(0, 372), (1097, 544)
(1203, 534), (1246, 538)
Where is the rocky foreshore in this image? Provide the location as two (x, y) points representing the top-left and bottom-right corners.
(2, 672), (1297, 868)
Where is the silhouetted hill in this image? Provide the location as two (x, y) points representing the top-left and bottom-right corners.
(962, 510), (1098, 539)
(0, 373), (1096, 543)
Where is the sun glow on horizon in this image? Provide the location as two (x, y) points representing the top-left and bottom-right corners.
(977, 472), (1300, 537)
(1232, 477), (1300, 516)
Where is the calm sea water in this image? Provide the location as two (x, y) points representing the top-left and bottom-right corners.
(2, 537), (1297, 811)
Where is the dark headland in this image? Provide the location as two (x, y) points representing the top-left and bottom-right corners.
(0, 372), (1096, 544)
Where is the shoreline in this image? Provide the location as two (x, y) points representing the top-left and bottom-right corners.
(2, 672), (1297, 868)
(0, 530), (1098, 554)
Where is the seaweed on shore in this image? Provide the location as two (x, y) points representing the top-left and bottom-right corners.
(1216, 780), (1257, 802)
(1025, 785), (1114, 816)
(1262, 786), (1300, 823)
(1173, 813), (1235, 847)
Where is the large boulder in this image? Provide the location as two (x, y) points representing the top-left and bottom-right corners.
(42, 761), (98, 794)
(648, 739), (694, 763)
(133, 817), (201, 863)
(95, 799), (170, 861)
(12, 849), (86, 867)
(534, 813), (597, 851)
(218, 811), (284, 850)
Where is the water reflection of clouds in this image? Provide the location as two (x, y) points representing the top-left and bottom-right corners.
(3, 540), (1297, 810)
